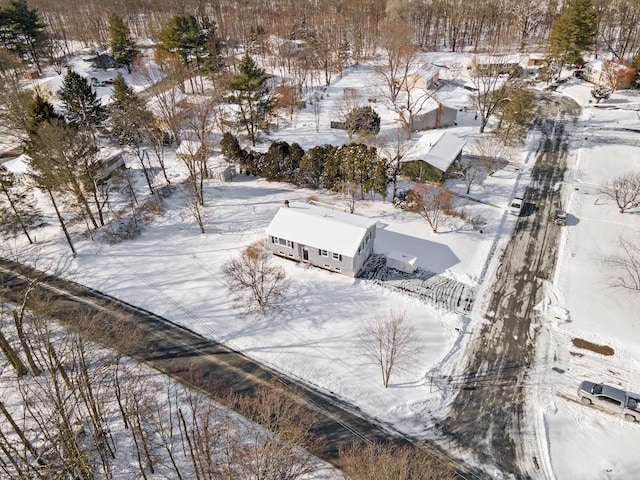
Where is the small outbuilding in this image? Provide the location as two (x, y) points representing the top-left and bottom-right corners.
(400, 131), (466, 182)
(265, 201), (377, 277)
(385, 250), (417, 274)
(208, 163), (236, 182)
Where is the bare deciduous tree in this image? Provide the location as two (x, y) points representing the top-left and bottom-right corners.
(233, 386), (324, 480)
(340, 181), (360, 213)
(406, 183), (455, 233)
(607, 236), (640, 291)
(221, 240), (289, 313)
(472, 135), (512, 176)
(182, 183), (206, 234)
(600, 172), (640, 213)
(376, 127), (412, 202)
(340, 441), (457, 480)
(359, 310), (419, 388)
(452, 156), (488, 194)
(469, 55), (524, 133)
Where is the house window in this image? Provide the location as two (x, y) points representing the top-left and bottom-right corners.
(319, 249), (328, 257)
(278, 238), (287, 246)
(332, 253), (342, 261)
(287, 240), (294, 248)
(335, 267), (341, 272)
(323, 264), (330, 268)
(270, 236), (276, 243)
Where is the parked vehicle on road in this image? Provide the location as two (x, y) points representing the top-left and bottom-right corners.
(553, 210), (567, 226)
(509, 197), (523, 216)
(578, 381), (640, 422)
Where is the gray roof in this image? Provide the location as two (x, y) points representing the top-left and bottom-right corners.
(402, 131), (466, 172)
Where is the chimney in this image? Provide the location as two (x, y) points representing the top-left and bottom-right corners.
(284, 200), (290, 207)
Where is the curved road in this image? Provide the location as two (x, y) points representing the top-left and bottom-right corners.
(439, 93), (582, 478)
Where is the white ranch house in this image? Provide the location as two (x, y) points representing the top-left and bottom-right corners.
(265, 201), (377, 277)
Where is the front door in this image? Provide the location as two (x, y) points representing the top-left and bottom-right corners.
(302, 248), (309, 261)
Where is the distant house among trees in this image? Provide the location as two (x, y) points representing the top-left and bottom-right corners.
(95, 148), (125, 181)
(400, 131), (466, 182)
(471, 54), (528, 76)
(411, 100), (457, 132)
(581, 59), (634, 90)
(399, 69), (440, 90)
(265, 201), (377, 277)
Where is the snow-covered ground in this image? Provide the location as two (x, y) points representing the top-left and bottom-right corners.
(3, 51), (640, 478)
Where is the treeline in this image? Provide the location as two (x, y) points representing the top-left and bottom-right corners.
(23, 0), (640, 62)
(223, 133), (391, 200)
(0, 287), (457, 479)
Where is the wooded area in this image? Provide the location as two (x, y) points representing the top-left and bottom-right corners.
(17, 0), (640, 62)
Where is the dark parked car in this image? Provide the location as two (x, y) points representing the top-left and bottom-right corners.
(553, 210), (567, 226)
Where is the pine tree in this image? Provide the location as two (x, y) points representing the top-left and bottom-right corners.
(26, 93), (58, 138)
(548, 0), (597, 68)
(109, 73), (151, 147)
(228, 53), (276, 145)
(345, 105), (381, 142)
(298, 144), (334, 189)
(0, 0), (47, 73)
(26, 119), (103, 229)
(109, 13), (139, 74)
(0, 165), (41, 243)
(156, 14), (218, 92)
(59, 69), (106, 131)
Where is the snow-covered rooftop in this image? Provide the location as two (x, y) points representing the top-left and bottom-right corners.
(402, 131), (466, 172)
(265, 201), (377, 257)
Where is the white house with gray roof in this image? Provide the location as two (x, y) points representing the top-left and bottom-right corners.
(265, 201), (377, 277)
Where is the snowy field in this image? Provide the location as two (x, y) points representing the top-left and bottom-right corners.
(3, 50), (640, 478)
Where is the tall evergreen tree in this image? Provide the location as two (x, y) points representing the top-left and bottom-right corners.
(298, 144), (334, 188)
(109, 73), (151, 147)
(156, 14), (217, 92)
(109, 13), (139, 74)
(109, 73), (157, 194)
(0, 0), (47, 73)
(26, 93), (58, 138)
(228, 53), (276, 146)
(548, 0), (597, 68)
(0, 165), (41, 243)
(58, 69), (106, 131)
(26, 119), (103, 230)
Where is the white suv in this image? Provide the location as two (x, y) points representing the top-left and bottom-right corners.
(509, 197), (523, 216)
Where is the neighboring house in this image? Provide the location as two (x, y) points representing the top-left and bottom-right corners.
(265, 201), (377, 277)
(95, 148), (125, 182)
(401, 131), (466, 182)
(471, 54), (528, 76)
(412, 100), (457, 132)
(400, 69), (440, 91)
(581, 59), (633, 90)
